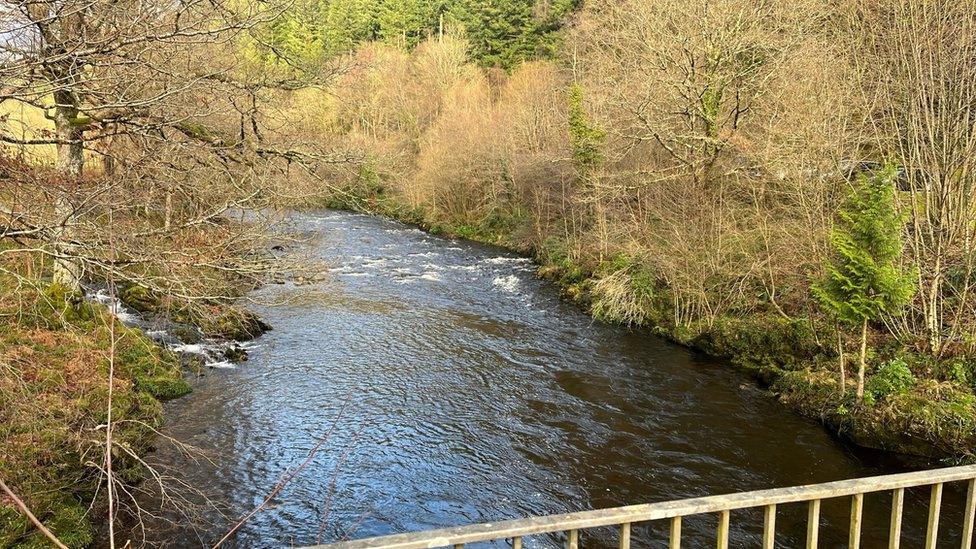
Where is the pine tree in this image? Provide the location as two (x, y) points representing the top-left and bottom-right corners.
(320, 0), (380, 57)
(450, 0), (540, 68)
(568, 83), (606, 184)
(813, 165), (916, 400)
(377, 0), (444, 49)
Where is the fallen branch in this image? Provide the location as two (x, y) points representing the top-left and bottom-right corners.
(0, 476), (70, 549)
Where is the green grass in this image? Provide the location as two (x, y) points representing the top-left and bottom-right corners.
(0, 279), (190, 547)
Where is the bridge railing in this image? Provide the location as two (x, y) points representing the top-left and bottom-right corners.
(305, 465), (976, 549)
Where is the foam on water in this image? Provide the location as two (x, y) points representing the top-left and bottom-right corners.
(492, 275), (521, 293)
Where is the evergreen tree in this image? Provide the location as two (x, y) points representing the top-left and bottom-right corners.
(377, 0), (445, 49)
(450, 0), (540, 68)
(568, 83), (606, 184)
(814, 166), (916, 400)
(320, 0), (380, 57)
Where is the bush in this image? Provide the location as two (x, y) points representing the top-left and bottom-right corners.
(866, 358), (916, 400)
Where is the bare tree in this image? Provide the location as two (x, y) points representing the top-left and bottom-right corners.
(853, 0), (976, 356)
(0, 0), (341, 294)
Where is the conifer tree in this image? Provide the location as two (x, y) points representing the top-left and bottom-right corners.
(568, 83), (606, 184)
(450, 0), (540, 68)
(814, 166), (916, 400)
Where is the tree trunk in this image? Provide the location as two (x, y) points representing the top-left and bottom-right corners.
(926, 266), (943, 356)
(51, 96), (84, 293)
(164, 186), (173, 230)
(837, 330), (846, 395)
(857, 318), (868, 400)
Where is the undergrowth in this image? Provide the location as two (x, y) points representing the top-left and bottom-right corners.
(0, 279), (189, 548)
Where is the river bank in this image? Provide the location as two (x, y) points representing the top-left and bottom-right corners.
(321, 188), (976, 462)
(136, 208), (974, 547)
(0, 276), (269, 547)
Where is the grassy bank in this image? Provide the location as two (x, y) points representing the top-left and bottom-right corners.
(0, 280), (191, 547)
(323, 184), (976, 462)
(0, 253), (270, 547)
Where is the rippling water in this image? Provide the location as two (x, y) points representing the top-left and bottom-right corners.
(138, 210), (971, 548)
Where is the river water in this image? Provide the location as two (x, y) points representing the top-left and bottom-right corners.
(141, 210), (971, 548)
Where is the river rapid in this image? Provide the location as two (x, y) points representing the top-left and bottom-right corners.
(139, 210), (972, 548)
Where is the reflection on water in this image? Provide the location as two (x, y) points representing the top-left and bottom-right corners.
(139, 210), (970, 548)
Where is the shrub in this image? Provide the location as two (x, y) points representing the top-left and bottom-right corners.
(866, 358), (916, 400)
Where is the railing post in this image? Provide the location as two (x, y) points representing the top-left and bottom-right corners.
(717, 509), (730, 549)
(926, 482), (943, 549)
(619, 522), (631, 549)
(850, 492), (863, 549)
(963, 479), (976, 549)
(763, 504), (776, 549)
(513, 537), (523, 549)
(807, 499), (821, 549)
(889, 487), (904, 549)
(567, 529), (578, 549)
(670, 516), (682, 549)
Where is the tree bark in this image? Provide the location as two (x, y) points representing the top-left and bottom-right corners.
(51, 94), (85, 292)
(857, 318), (867, 400)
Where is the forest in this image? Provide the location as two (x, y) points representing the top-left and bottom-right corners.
(2, 0), (976, 546)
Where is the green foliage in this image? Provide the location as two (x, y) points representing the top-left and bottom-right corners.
(376, 0), (444, 48)
(940, 358), (973, 386)
(449, 0), (539, 68)
(568, 83), (606, 183)
(813, 165), (916, 326)
(257, 0), (578, 69)
(866, 358), (916, 400)
(320, 0), (381, 55)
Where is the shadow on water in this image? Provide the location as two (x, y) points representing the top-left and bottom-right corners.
(130, 210), (972, 548)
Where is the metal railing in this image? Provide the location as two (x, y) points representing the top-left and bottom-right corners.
(305, 465), (976, 549)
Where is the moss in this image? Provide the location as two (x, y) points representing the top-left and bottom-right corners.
(776, 369), (976, 458)
(2, 498), (94, 549)
(199, 307), (270, 341)
(170, 324), (202, 344)
(29, 283), (97, 328)
(1, 279), (193, 548)
(134, 374), (192, 400)
(118, 283), (160, 313)
(693, 316), (823, 372)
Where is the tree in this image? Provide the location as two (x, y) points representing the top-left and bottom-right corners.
(376, 0), (444, 49)
(852, 0), (976, 357)
(0, 0), (337, 295)
(449, 0), (540, 69)
(567, 83), (605, 184)
(814, 166), (916, 400)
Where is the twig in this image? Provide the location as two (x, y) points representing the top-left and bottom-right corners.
(0, 477), (70, 549)
(211, 391), (355, 548)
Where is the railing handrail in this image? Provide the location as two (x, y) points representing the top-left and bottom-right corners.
(305, 465), (976, 549)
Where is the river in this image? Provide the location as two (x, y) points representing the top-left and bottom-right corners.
(139, 210), (971, 548)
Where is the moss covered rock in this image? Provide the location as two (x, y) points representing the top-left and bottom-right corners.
(32, 283), (97, 328)
(118, 283), (160, 313)
(200, 307), (270, 341)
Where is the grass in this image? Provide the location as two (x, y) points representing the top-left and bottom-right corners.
(0, 100), (58, 165)
(0, 99), (104, 169)
(0, 278), (190, 548)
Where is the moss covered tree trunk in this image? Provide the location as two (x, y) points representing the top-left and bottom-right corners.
(52, 92), (85, 293)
